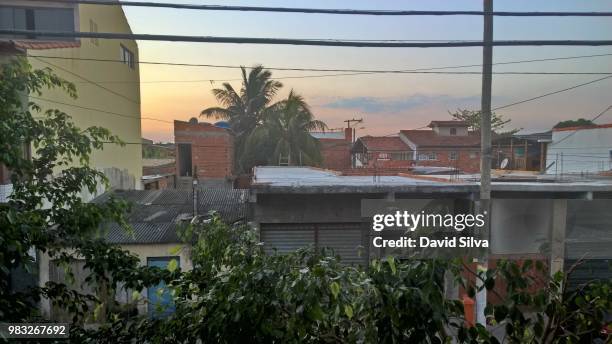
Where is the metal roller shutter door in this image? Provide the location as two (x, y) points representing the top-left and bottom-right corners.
(260, 224), (315, 255)
(318, 224), (365, 265)
(260, 223), (366, 265)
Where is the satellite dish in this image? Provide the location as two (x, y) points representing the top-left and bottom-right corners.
(500, 158), (509, 169)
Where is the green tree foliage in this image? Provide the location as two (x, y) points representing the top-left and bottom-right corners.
(75, 214), (610, 343)
(200, 65), (283, 173)
(0, 58), (172, 324)
(449, 108), (519, 134)
(553, 118), (595, 129)
(201, 66), (327, 172)
(244, 90), (327, 167)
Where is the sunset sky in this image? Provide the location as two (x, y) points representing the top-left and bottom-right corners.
(120, 0), (612, 142)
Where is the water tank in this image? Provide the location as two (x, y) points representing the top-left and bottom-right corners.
(214, 121), (230, 129)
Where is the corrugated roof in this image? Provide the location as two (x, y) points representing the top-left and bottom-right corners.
(95, 188), (249, 244)
(400, 130), (481, 147)
(358, 136), (409, 151)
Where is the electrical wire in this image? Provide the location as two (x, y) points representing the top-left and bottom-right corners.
(30, 56), (140, 104)
(30, 96), (172, 123)
(24, 52), (612, 74)
(17, 0), (612, 17)
(3, 29), (612, 47)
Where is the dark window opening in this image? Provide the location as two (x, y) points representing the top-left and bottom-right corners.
(450, 128), (457, 135)
(0, 6), (75, 41)
(178, 143), (192, 177)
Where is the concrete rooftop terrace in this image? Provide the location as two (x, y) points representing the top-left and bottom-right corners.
(251, 166), (612, 195)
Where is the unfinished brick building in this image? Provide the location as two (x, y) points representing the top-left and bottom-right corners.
(311, 128), (353, 171)
(174, 118), (234, 188)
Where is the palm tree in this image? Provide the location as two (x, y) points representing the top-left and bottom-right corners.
(245, 90), (327, 166)
(201, 65), (282, 172)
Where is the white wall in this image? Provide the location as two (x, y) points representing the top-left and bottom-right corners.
(38, 243), (192, 318)
(546, 126), (612, 174)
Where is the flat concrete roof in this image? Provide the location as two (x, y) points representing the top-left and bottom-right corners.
(251, 166), (612, 195)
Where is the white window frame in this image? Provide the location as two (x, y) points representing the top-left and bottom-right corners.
(418, 152), (437, 161)
(120, 44), (135, 69)
(449, 151), (459, 160)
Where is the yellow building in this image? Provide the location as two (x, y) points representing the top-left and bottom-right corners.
(1, 1), (142, 197)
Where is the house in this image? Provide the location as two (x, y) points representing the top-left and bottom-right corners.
(492, 131), (552, 172)
(352, 136), (413, 168)
(546, 123), (612, 175)
(174, 118), (234, 188)
(38, 187), (249, 319)
(0, 0), (143, 200)
(310, 128), (352, 171)
(250, 166), (612, 297)
(399, 121), (481, 173)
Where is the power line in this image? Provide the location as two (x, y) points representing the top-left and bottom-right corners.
(30, 56), (141, 104)
(30, 72), (612, 131)
(19, 0), (612, 17)
(492, 75), (612, 111)
(377, 75), (612, 137)
(27, 69), (612, 136)
(30, 96), (172, 123)
(4, 30), (612, 47)
(68, 70), (612, 86)
(23, 52), (612, 76)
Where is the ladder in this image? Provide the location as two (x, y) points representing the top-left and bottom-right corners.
(278, 153), (290, 166)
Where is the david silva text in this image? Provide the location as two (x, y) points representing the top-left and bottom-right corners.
(372, 236), (489, 248)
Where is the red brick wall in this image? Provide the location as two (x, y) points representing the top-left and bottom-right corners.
(319, 139), (351, 171)
(416, 149), (480, 173)
(174, 120), (234, 180)
(362, 151), (414, 169)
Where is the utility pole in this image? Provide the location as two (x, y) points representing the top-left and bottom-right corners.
(344, 117), (363, 144)
(476, 0), (493, 326)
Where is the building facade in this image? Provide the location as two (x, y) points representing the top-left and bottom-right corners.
(352, 136), (413, 169)
(310, 128), (353, 171)
(399, 121), (481, 173)
(0, 0), (143, 199)
(174, 118), (234, 188)
(546, 123), (612, 175)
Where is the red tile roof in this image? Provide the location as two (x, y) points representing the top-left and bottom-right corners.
(358, 136), (409, 151)
(0, 39), (81, 51)
(400, 130), (481, 147)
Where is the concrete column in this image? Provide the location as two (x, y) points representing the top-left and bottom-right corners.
(550, 199), (567, 276)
